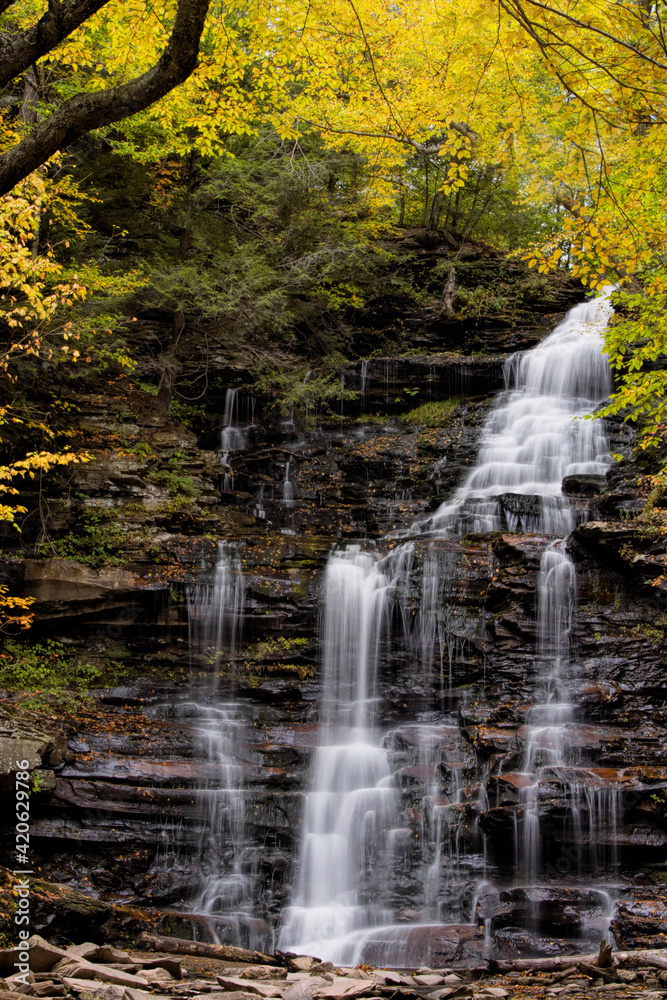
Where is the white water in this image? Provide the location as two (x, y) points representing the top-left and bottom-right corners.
(187, 542), (246, 669)
(427, 295), (614, 536)
(281, 293), (619, 961)
(220, 388), (256, 489)
(279, 546), (402, 962)
(282, 460), (295, 506)
(184, 544), (265, 947)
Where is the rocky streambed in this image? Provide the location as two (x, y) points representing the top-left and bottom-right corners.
(2, 932), (667, 1000)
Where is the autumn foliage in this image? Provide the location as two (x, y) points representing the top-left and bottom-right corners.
(0, 0), (666, 633)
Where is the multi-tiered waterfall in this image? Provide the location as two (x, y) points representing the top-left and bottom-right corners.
(280, 293), (618, 963)
(183, 293), (622, 962)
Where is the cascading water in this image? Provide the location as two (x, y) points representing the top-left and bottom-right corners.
(181, 543), (266, 948)
(426, 296), (614, 536)
(279, 546), (403, 963)
(518, 541), (577, 886)
(282, 293), (621, 961)
(282, 461), (295, 506)
(220, 388), (256, 490)
(187, 542), (246, 670)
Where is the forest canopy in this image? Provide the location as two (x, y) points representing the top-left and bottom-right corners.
(1, 0), (667, 553)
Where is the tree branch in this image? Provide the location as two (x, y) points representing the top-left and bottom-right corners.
(0, 0), (210, 195)
(500, 0), (667, 71)
(0, 0), (114, 90)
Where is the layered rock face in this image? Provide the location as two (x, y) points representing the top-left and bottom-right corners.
(1, 293), (666, 964)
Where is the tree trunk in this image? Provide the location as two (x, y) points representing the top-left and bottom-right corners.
(441, 266), (456, 317)
(492, 949), (667, 973)
(428, 189), (446, 231)
(0, 0), (210, 195)
(178, 147), (199, 254)
(19, 66), (39, 126)
(0, 0), (113, 90)
(156, 308), (185, 413)
(135, 932), (278, 966)
(421, 160), (429, 227)
(20, 66), (43, 257)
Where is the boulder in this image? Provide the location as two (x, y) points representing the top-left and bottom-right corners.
(282, 977), (332, 1000)
(358, 923), (485, 967)
(0, 738), (46, 777)
(312, 979), (376, 999)
(64, 946), (131, 964)
(236, 968), (287, 981)
(216, 978), (284, 998)
(49, 960), (145, 987)
(0, 937), (70, 974)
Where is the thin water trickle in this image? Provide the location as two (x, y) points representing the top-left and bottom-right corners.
(182, 544), (267, 948)
(187, 542), (246, 671)
(220, 388), (256, 489)
(282, 461), (295, 506)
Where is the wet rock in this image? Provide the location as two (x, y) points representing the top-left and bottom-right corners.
(486, 887), (613, 937)
(359, 924), (485, 966)
(344, 355), (506, 416)
(611, 893), (667, 949)
(561, 474), (606, 496)
(491, 927), (573, 959)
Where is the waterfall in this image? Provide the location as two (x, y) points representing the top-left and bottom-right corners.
(279, 546), (401, 963)
(182, 543), (265, 948)
(220, 388), (256, 489)
(187, 542), (246, 669)
(282, 461), (295, 506)
(427, 295), (614, 536)
(281, 292), (620, 961)
(525, 542), (577, 772)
